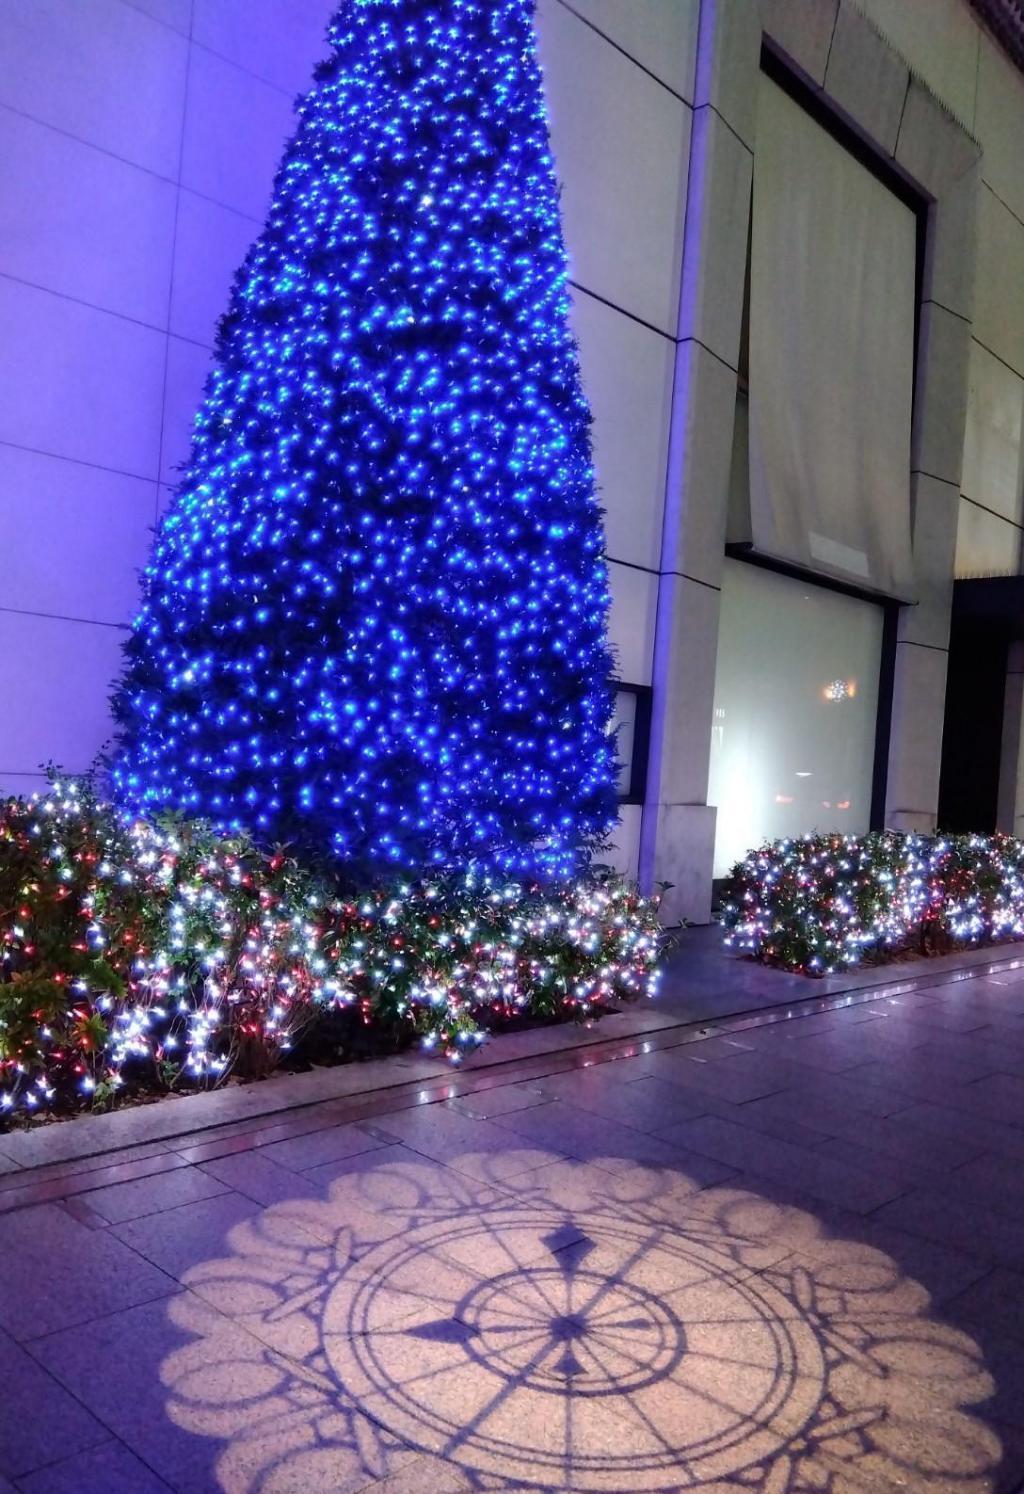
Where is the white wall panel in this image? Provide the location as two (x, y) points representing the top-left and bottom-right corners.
(975, 34), (1024, 223)
(0, 0), (187, 178)
(571, 289), (673, 574)
(181, 44), (296, 219)
(974, 188), (1024, 379)
(850, 0), (980, 128)
(0, 446), (155, 626)
(961, 341), (1024, 526)
(606, 562), (658, 687)
(0, 613), (127, 777)
(0, 278), (165, 479)
(537, 0), (690, 337)
(193, 0), (335, 95)
(126, 0), (191, 33)
(169, 191), (259, 347)
(564, 0), (699, 101)
(0, 108), (177, 328)
(955, 498), (1022, 577)
(160, 337), (214, 485)
(0, 771), (49, 799)
(604, 804), (641, 880)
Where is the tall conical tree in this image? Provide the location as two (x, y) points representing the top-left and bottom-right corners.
(111, 0), (618, 881)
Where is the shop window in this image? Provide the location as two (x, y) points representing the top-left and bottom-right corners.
(708, 559), (883, 877)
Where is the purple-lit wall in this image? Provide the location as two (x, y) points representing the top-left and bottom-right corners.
(0, 0), (337, 796)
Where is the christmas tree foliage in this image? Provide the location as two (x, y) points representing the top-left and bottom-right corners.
(112, 0), (618, 881)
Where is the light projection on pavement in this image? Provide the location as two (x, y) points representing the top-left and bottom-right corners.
(160, 1150), (1000, 1491)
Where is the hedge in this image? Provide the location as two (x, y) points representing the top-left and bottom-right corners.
(0, 779), (661, 1120)
(720, 830), (1024, 975)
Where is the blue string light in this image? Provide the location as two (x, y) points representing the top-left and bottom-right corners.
(111, 0), (618, 881)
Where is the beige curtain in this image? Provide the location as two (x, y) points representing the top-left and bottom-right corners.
(747, 77), (917, 600)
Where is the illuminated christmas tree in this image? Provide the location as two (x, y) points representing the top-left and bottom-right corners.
(111, 0), (617, 881)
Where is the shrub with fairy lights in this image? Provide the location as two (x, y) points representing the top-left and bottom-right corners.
(0, 781), (661, 1119)
(722, 830), (1024, 975)
(110, 0), (618, 882)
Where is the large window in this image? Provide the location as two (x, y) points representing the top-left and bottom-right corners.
(708, 559), (884, 877)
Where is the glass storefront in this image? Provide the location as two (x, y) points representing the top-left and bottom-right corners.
(708, 558), (884, 878)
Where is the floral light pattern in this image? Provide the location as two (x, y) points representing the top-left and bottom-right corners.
(162, 1150), (1000, 1492)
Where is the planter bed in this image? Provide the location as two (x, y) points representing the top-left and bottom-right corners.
(721, 829), (1024, 975)
(0, 779), (662, 1130)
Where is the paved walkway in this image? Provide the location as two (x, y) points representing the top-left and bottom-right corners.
(1, 963), (1024, 1491)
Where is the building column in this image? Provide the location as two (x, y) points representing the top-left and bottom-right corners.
(997, 642), (1024, 836)
(637, 0), (759, 924)
(885, 164), (980, 832)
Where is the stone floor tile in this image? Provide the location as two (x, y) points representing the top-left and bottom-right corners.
(110, 1190), (264, 1284)
(834, 1061), (975, 1108)
(26, 1292), (372, 1493)
(830, 1108), (984, 1171)
(991, 1421), (1024, 1494)
(358, 1453), (471, 1491)
(0, 1146), (186, 1205)
(0, 1203), (175, 1342)
(836, 1217), (993, 1306)
(965, 1070), (1024, 1114)
(257, 1122), (389, 1173)
(197, 1149), (323, 1207)
(445, 1081), (549, 1119)
(811, 1133), (963, 1191)
(945, 1325), (1024, 1433)
(0, 1328), (109, 1479)
(636, 1049), (789, 1101)
(485, 1098), (736, 1191)
(876, 1006), (994, 1035)
(15, 1439), (170, 1491)
(304, 1142), (516, 1237)
(173, 1133), (258, 1166)
(709, 1092), (841, 1151)
(745, 1030), (883, 1073)
(948, 1266), (1024, 1346)
(708, 1171), (991, 1303)
(872, 1186), (1024, 1266)
(366, 1103), (561, 1181)
(954, 1151), (1024, 1200)
(916, 1034), (1024, 1072)
(661, 1031), (762, 1059)
(82, 1164), (231, 1225)
(890, 1101), (1024, 1161)
(493, 1155), (738, 1231)
(656, 1113), (908, 1214)
(567, 1073), (718, 1132)
(916, 1080), (1024, 1129)
(865, 1043), (1004, 1086)
(486, 1094), (632, 1150)
(792, 1065), (917, 1118)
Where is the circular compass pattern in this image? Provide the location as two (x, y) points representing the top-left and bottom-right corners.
(323, 1207), (825, 1488)
(162, 1153), (1001, 1493)
(457, 1265), (683, 1395)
